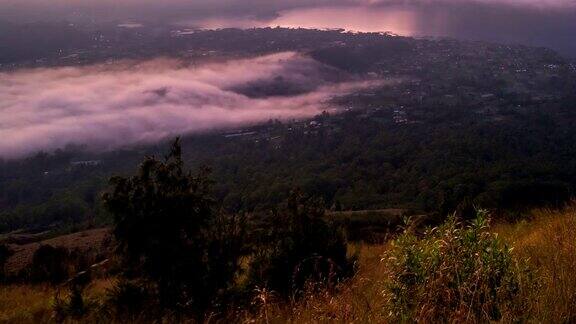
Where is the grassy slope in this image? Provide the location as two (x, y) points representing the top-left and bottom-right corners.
(495, 206), (576, 322)
(4, 228), (111, 276)
(0, 279), (115, 323)
(1, 206), (576, 323)
(242, 206), (576, 323)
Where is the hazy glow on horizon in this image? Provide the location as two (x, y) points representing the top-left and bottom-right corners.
(269, 6), (447, 36)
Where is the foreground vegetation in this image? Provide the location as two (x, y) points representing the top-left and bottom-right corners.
(1, 139), (356, 322)
(226, 204), (576, 323)
(2, 141), (576, 323)
(2, 204), (576, 322)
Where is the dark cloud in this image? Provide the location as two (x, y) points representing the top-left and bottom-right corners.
(0, 0), (344, 22)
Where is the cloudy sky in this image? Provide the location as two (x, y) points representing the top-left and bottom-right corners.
(0, 0), (574, 22)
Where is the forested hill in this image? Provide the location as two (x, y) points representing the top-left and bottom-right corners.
(1, 27), (576, 233)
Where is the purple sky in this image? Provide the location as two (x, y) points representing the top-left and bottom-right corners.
(1, 0), (574, 22)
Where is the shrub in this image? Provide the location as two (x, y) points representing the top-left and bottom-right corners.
(248, 191), (355, 297)
(0, 244), (13, 281)
(105, 279), (155, 318)
(29, 245), (71, 284)
(384, 210), (524, 322)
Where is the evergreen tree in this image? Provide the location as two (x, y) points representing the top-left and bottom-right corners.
(103, 138), (245, 313)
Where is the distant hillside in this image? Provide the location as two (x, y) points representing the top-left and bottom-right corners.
(1, 28), (576, 233)
(3, 228), (111, 276)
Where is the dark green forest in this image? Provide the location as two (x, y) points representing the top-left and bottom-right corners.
(2, 95), (576, 233)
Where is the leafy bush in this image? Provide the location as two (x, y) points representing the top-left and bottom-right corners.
(103, 138), (246, 313)
(248, 191), (355, 296)
(384, 210), (524, 322)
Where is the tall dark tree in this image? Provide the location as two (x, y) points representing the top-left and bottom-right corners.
(103, 138), (244, 313)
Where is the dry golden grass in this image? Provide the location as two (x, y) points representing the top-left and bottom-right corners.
(0, 279), (115, 324)
(240, 205), (576, 323)
(0, 284), (54, 323)
(495, 205), (576, 323)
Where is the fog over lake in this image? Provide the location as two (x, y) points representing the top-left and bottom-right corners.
(193, 4), (576, 58)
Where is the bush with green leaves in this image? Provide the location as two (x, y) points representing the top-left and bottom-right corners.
(385, 210), (524, 322)
(248, 191), (355, 296)
(103, 138), (245, 314)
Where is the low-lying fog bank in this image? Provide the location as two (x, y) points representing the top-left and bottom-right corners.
(0, 52), (383, 158)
